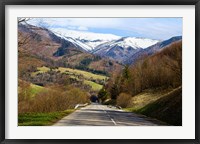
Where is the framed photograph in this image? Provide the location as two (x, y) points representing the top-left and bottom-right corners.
(1, 0), (199, 143)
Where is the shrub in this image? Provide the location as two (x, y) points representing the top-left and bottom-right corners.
(18, 80), (32, 102)
(116, 93), (132, 108)
(98, 88), (108, 102)
(18, 85), (89, 113)
(62, 87), (89, 109)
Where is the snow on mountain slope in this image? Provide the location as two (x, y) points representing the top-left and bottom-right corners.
(51, 28), (159, 53)
(124, 36), (182, 65)
(94, 37), (159, 53)
(53, 31), (93, 51)
(93, 37), (159, 63)
(64, 37), (93, 51)
(80, 39), (111, 49)
(111, 37), (159, 49)
(51, 28), (120, 41)
(51, 28), (121, 49)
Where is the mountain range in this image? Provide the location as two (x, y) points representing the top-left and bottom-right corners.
(124, 36), (182, 64)
(18, 24), (122, 75)
(92, 37), (159, 63)
(51, 28), (121, 50)
(19, 23), (182, 67)
(50, 27), (181, 64)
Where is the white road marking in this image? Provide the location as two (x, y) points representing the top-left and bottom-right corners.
(56, 118), (113, 123)
(100, 106), (117, 126)
(111, 118), (117, 125)
(53, 104), (164, 126)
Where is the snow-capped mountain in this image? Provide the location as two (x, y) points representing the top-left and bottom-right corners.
(51, 28), (121, 49)
(19, 24), (182, 66)
(50, 28), (160, 61)
(52, 32), (93, 51)
(93, 37), (159, 63)
(18, 24), (90, 57)
(124, 36), (182, 65)
(105, 37), (159, 49)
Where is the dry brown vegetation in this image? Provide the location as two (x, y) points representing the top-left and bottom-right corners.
(18, 24), (61, 59)
(127, 88), (175, 110)
(18, 24), (122, 77)
(18, 84), (89, 113)
(18, 51), (46, 78)
(135, 87), (182, 125)
(102, 41), (182, 100)
(116, 93), (132, 108)
(88, 58), (122, 75)
(18, 80), (32, 102)
(98, 41), (182, 125)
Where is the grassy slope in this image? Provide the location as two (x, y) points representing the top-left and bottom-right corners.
(126, 88), (174, 111)
(32, 66), (107, 80)
(31, 66), (51, 76)
(135, 87), (182, 126)
(18, 109), (74, 126)
(58, 67), (107, 80)
(126, 87), (182, 126)
(18, 79), (45, 97)
(30, 84), (44, 97)
(59, 67), (106, 91)
(83, 80), (103, 91)
(32, 66), (106, 91)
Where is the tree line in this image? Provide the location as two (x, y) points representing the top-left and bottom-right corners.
(98, 41), (182, 107)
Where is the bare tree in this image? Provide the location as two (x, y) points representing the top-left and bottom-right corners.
(18, 18), (38, 48)
(18, 18), (31, 24)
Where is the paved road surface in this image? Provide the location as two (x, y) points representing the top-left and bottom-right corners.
(53, 103), (166, 126)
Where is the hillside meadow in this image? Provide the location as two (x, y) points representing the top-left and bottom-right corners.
(31, 66), (107, 91)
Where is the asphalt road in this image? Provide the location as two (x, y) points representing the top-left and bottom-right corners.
(53, 103), (166, 126)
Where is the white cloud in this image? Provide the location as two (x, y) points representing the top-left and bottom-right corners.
(28, 18), (123, 29)
(27, 18), (182, 39)
(77, 26), (88, 31)
(67, 26), (76, 30)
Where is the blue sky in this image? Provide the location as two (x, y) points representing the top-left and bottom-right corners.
(28, 18), (182, 40)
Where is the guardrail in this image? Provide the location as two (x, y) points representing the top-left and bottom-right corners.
(107, 105), (122, 109)
(74, 103), (88, 109)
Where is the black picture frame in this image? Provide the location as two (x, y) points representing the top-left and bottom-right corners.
(0, 0), (200, 143)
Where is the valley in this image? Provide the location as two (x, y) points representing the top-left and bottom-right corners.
(18, 19), (182, 126)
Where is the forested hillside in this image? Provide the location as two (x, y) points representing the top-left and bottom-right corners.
(98, 41), (182, 125)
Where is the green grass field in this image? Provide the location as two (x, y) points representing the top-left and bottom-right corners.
(31, 66), (50, 76)
(38, 66), (50, 72)
(18, 109), (74, 126)
(58, 67), (107, 80)
(32, 66), (108, 91)
(32, 66), (108, 81)
(30, 84), (44, 97)
(18, 80), (45, 97)
(83, 80), (103, 91)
